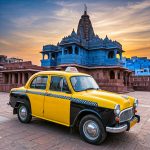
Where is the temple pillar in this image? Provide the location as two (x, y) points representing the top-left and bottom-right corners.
(8, 73), (11, 84)
(115, 70), (118, 79)
(28, 72), (32, 79)
(62, 47), (64, 56)
(124, 72), (127, 86)
(78, 47), (81, 55)
(3, 74), (6, 84)
(128, 73), (131, 86)
(22, 73), (25, 85)
(42, 53), (44, 60)
(114, 50), (117, 59)
(72, 45), (75, 54)
(48, 53), (51, 59)
(120, 53), (122, 60)
(18, 73), (21, 85)
(12, 73), (15, 84)
(120, 71), (123, 80)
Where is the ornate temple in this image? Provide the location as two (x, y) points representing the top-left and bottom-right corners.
(41, 7), (132, 93)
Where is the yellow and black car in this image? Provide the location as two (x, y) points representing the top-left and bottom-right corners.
(9, 67), (140, 144)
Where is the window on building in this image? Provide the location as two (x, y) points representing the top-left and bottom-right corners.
(30, 76), (48, 90)
(110, 70), (115, 79)
(50, 76), (70, 93)
(44, 54), (48, 60)
(51, 53), (55, 60)
(75, 47), (79, 54)
(108, 51), (114, 59)
(68, 46), (73, 54)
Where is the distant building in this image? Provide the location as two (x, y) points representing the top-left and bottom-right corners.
(0, 58), (47, 92)
(131, 75), (150, 91)
(40, 7), (132, 93)
(122, 56), (150, 91)
(123, 56), (150, 76)
(135, 68), (150, 76)
(0, 55), (23, 64)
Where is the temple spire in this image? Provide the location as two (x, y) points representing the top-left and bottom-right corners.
(77, 4), (95, 41)
(84, 4), (87, 15)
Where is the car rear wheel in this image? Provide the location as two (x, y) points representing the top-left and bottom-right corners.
(17, 104), (32, 123)
(79, 114), (107, 144)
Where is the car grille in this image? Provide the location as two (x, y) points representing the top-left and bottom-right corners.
(119, 107), (134, 123)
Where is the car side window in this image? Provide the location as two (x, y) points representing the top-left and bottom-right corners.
(30, 76), (48, 90)
(50, 76), (70, 93)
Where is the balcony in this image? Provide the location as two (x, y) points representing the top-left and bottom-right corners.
(41, 59), (56, 67)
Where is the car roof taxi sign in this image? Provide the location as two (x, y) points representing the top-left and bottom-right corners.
(65, 67), (78, 72)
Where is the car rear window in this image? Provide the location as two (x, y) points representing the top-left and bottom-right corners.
(30, 76), (48, 90)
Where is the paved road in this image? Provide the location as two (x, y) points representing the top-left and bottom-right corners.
(0, 91), (150, 150)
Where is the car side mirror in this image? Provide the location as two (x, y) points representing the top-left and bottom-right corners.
(65, 90), (72, 94)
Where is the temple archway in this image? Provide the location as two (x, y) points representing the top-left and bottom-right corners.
(108, 51), (114, 59)
(75, 47), (79, 54)
(44, 54), (48, 60)
(110, 70), (115, 79)
(118, 72), (120, 79)
(116, 51), (121, 59)
(51, 53), (55, 60)
(68, 46), (73, 54)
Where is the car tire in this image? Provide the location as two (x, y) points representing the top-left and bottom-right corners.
(79, 114), (107, 145)
(17, 104), (32, 123)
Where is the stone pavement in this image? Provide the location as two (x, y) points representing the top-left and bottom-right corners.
(0, 91), (150, 150)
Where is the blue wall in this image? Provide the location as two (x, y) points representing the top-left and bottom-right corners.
(41, 44), (123, 67)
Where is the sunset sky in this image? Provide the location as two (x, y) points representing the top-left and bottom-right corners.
(0, 0), (150, 65)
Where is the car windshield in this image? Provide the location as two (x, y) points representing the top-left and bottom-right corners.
(71, 76), (99, 92)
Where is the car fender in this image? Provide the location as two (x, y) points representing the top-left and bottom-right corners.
(10, 91), (31, 114)
(71, 108), (104, 128)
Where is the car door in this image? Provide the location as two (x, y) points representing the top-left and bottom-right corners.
(44, 75), (71, 126)
(27, 75), (48, 117)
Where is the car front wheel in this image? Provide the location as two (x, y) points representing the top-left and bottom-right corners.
(79, 114), (107, 145)
(17, 104), (32, 123)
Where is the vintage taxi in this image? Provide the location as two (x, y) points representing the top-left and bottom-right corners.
(9, 67), (140, 144)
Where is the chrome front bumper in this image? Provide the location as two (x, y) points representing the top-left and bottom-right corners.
(106, 115), (140, 133)
(106, 124), (128, 133)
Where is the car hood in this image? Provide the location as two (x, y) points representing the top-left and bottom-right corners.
(75, 90), (135, 110)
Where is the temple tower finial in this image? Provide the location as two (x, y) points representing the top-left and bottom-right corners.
(84, 4), (87, 15)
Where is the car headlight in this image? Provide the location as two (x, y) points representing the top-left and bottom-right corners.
(134, 98), (138, 108)
(114, 104), (120, 116)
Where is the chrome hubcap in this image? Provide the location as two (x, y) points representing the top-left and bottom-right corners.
(83, 120), (100, 140)
(19, 106), (27, 121)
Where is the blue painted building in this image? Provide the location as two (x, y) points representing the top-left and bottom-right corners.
(122, 56), (150, 76)
(41, 8), (124, 68)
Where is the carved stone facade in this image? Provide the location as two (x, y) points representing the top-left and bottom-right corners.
(0, 61), (46, 92)
(131, 76), (150, 91)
